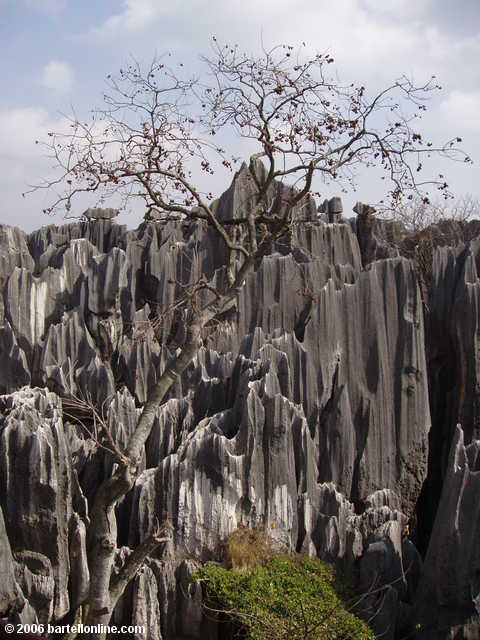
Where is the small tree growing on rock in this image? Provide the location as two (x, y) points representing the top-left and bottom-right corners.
(371, 194), (480, 307)
(385, 193), (479, 233)
(31, 41), (468, 638)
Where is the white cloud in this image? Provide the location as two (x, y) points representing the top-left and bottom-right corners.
(40, 60), (73, 96)
(439, 90), (480, 133)
(0, 105), (70, 188)
(92, 0), (160, 38)
(0, 106), (73, 229)
(87, 0), (480, 93)
(0, 107), (51, 159)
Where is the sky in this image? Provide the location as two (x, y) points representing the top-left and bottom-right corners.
(0, 0), (479, 231)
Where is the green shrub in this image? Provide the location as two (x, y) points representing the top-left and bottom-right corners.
(195, 554), (374, 640)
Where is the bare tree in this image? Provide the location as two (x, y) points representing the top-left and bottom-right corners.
(383, 193), (480, 232)
(29, 41), (469, 638)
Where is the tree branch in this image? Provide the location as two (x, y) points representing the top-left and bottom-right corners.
(109, 521), (172, 608)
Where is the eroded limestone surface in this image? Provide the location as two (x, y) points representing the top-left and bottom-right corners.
(0, 169), (478, 638)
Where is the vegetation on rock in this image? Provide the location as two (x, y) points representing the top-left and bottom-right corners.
(197, 555), (374, 640)
(195, 526), (374, 640)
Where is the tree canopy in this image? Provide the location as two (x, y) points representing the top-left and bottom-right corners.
(35, 40), (469, 229)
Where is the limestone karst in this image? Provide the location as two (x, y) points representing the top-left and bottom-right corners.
(0, 167), (479, 639)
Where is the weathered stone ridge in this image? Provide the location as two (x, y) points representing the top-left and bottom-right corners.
(0, 169), (479, 638)
(415, 426), (480, 639)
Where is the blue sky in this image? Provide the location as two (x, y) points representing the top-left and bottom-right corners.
(1, 0), (479, 230)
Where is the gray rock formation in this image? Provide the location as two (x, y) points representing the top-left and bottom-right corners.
(0, 169), (479, 638)
(415, 237), (480, 559)
(83, 208), (119, 221)
(414, 426), (480, 639)
(318, 196), (344, 223)
(0, 388), (73, 619)
(0, 506), (25, 617)
(352, 201), (401, 266)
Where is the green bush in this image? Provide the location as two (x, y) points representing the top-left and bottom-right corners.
(195, 554), (374, 640)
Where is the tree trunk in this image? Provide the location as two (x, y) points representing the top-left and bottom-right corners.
(79, 257), (256, 639)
